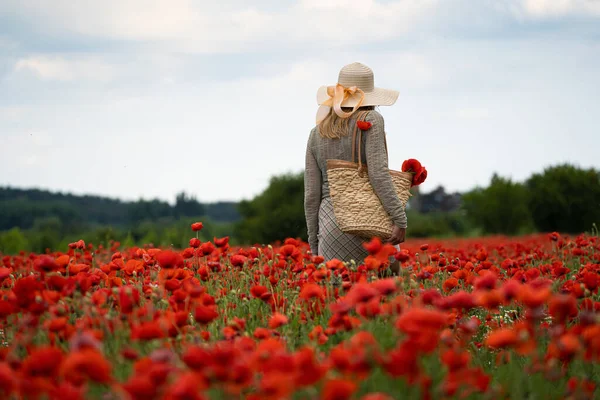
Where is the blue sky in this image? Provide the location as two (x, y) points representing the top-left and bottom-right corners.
(1, 0), (599, 203)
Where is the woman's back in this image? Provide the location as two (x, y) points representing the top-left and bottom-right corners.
(304, 109), (407, 262)
(306, 110), (396, 203)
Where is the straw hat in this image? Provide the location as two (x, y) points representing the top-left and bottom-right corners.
(315, 62), (399, 124)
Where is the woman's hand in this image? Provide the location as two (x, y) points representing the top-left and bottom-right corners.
(388, 226), (406, 245)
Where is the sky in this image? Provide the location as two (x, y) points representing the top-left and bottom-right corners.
(0, 0), (599, 204)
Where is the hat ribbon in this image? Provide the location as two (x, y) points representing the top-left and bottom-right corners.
(316, 83), (365, 125)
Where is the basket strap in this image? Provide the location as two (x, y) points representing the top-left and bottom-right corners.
(352, 111), (391, 168)
(351, 119), (359, 164)
(358, 128), (363, 170)
(352, 110), (370, 166)
(351, 110), (369, 164)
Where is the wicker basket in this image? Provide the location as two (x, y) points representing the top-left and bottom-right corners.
(326, 113), (413, 241)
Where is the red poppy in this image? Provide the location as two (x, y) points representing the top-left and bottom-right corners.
(131, 321), (167, 341)
(442, 278), (459, 293)
(346, 283), (379, 305)
(230, 255), (248, 268)
(122, 375), (157, 400)
(371, 278), (397, 296)
(357, 121), (372, 130)
(322, 378), (357, 400)
(60, 349), (113, 385)
(396, 308), (448, 336)
(68, 240), (85, 250)
(548, 294), (578, 324)
(401, 158), (428, 186)
(199, 242), (215, 256)
(441, 348), (471, 372)
(33, 256), (60, 273)
(118, 286), (141, 314)
(191, 222), (203, 231)
(299, 283), (325, 301)
(194, 304), (219, 325)
(394, 249), (410, 262)
(401, 159), (422, 173)
(294, 347), (327, 387)
(162, 372), (208, 400)
(485, 328), (517, 349)
(156, 250), (184, 269)
(214, 236), (230, 248)
(412, 167), (428, 186)
(378, 341), (420, 381)
(21, 346), (64, 378)
(268, 313), (288, 329)
(361, 394), (394, 400)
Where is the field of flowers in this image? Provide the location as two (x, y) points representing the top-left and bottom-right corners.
(0, 224), (599, 399)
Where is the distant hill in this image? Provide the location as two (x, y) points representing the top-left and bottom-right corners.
(0, 186), (241, 231)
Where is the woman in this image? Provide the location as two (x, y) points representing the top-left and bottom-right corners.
(304, 62), (407, 271)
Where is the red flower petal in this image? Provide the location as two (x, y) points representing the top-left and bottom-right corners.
(357, 121), (372, 130)
(412, 167), (428, 186)
(401, 159), (422, 173)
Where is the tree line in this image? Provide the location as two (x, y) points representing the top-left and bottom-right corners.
(234, 163), (600, 244)
(0, 188), (240, 254)
(1, 163), (598, 254)
(0, 188), (240, 230)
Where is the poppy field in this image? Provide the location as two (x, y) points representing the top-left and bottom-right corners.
(0, 225), (599, 400)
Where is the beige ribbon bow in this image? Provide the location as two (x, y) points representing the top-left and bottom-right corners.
(316, 83), (365, 125)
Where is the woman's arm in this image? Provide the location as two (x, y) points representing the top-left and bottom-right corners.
(304, 129), (322, 255)
(364, 111), (408, 229)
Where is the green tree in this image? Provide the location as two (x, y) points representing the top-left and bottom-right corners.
(235, 172), (306, 245)
(0, 227), (29, 254)
(405, 210), (475, 238)
(526, 164), (600, 233)
(127, 199), (173, 224)
(174, 192), (205, 218)
(462, 174), (533, 235)
(205, 202), (241, 222)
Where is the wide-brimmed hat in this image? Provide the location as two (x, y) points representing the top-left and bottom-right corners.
(315, 62), (399, 124)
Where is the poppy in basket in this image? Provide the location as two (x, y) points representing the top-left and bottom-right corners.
(401, 158), (428, 187)
(413, 168), (427, 186)
(357, 120), (372, 130)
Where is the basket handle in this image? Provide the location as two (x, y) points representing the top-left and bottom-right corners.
(351, 110), (370, 164)
(351, 112), (390, 167)
(351, 114), (360, 164)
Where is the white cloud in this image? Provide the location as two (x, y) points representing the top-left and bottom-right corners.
(1, 0), (439, 53)
(300, 0), (375, 11)
(28, 131), (53, 147)
(0, 36), (18, 49)
(514, 0), (600, 18)
(14, 56), (115, 81)
(289, 0), (439, 44)
(0, 131), (53, 147)
(0, 131), (53, 169)
(0, 107), (25, 122)
(1, 0), (200, 40)
(19, 155), (38, 167)
(455, 107), (490, 120)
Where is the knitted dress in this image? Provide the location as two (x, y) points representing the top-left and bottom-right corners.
(303, 110), (408, 263)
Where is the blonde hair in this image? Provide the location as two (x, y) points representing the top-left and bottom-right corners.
(317, 106), (375, 139)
